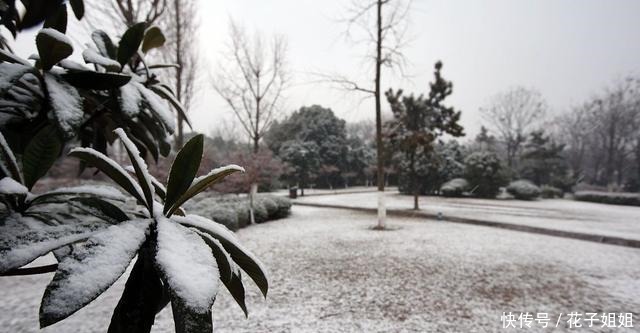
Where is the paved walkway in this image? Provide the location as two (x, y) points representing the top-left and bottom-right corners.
(294, 190), (640, 247)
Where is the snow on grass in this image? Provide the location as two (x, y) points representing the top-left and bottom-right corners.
(118, 83), (141, 118)
(40, 219), (151, 323)
(81, 49), (121, 71)
(43, 73), (83, 137)
(0, 216), (101, 273)
(155, 217), (219, 313)
(0, 177), (28, 195)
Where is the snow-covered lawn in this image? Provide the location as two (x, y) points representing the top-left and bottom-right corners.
(296, 191), (640, 241)
(1, 206), (639, 332)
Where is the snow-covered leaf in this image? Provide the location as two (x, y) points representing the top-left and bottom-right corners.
(0, 62), (35, 96)
(167, 165), (244, 216)
(0, 217), (101, 274)
(22, 124), (62, 189)
(224, 269), (248, 317)
(91, 30), (116, 59)
(36, 28), (73, 70)
(0, 131), (23, 183)
(68, 147), (146, 205)
(82, 48), (121, 72)
(0, 177), (27, 195)
(137, 82), (175, 133)
(164, 135), (203, 215)
(114, 128), (154, 211)
(0, 49), (31, 66)
(154, 218), (219, 314)
(119, 82), (142, 118)
(29, 185), (126, 205)
(174, 214), (268, 298)
(149, 84), (191, 129)
(68, 197), (129, 224)
(44, 73), (83, 138)
(192, 229), (232, 282)
(40, 219), (151, 327)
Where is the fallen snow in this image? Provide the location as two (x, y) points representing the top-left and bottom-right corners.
(2, 206), (640, 332)
(0, 177), (28, 195)
(155, 217), (219, 313)
(40, 219), (150, 321)
(44, 73), (83, 137)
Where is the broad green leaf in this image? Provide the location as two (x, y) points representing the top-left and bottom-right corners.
(40, 219), (151, 328)
(0, 130), (24, 184)
(193, 230), (232, 282)
(61, 70), (131, 90)
(69, 197), (129, 224)
(36, 28), (73, 70)
(114, 128), (154, 210)
(69, 0), (84, 20)
(91, 30), (117, 59)
(22, 125), (62, 189)
(163, 135), (203, 214)
(108, 249), (168, 333)
(117, 22), (146, 66)
(68, 147), (146, 204)
(167, 165), (244, 216)
(19, 0), (64, 30)
(43, 3), (67, 33)
(142, 26), (165, 53)
(0, 49), (31, 66)
(0, 219), (100, 274)
(174, 215), (268, 298)
(224, 270), (248, 317)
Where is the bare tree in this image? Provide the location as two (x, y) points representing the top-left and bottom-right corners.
(212, 20), (288, 224)
(325, 0), (412, 229)
(160, 0), (199, 149)
(85, 0), (167, 31)
(213, 20), (288, 154)
(480, 87), (547, 170)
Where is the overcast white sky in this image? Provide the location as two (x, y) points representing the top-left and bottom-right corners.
(10, 0), (640, 139)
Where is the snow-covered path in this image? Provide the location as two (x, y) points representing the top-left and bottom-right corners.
(1, 206), (639, 332)
(296, 191), (640, 242)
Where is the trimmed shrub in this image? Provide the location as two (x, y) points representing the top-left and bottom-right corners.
(506, 180), (541, 200)
(209, 206), (240, 231)
(574, 191), (640, 206)
(541, 185), (563, 198)
(440, 178), (469, 197)
(185, 194), (292, 228)
(257, 196), (279, 218)
(464, 151), (507, 198)
(271, 195), (292, 219)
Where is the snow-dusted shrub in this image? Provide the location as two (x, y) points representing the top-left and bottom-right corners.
(271, 195), (293, 219)
(574, 191), (640, 206)
(464, 151), (507, 198)
(506, 180), (541, 200)
(440, 178), (469, 197)
(541, 185), (563, 198)
(257, 195), (279, 218)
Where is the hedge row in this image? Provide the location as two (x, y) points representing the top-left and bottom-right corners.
(573, 191), (640, 206)
(185, 194), (292, 231)
(506, 180), (541, 200)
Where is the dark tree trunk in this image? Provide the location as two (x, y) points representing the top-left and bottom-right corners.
(374, 0), (386, 228)
(173, 0), (184, 149)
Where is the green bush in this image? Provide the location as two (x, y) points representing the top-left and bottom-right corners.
(574, 191), (640, 206)
(506, 180), (541, 200)
(464, 151), (507, 198)
(257, 196), (279, 219)
(541, 185), (563, 198)
(440, 178), (469, 197)
(271, 196), (292, 219)
(186, 194), (291, 227)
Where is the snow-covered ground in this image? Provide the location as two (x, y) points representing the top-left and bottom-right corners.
(1, 206), (639, 332)
(296, 191), (640, 241)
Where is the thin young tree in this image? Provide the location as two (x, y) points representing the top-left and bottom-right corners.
(213, 20), (289, 223)
(326, 0), (412, 229)
(385, 61), (464, 210)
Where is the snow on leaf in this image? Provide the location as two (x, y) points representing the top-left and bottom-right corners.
(135, 82), (175, 133)
(39, 219), (151, 327)
(44, 73), (83, 138)
(173, 214), (269, 298)
(0, 63), (33, 94)
(0, 177), (28, 195)
(119, 82), (142, 118)
(0, 216), (102, 274)
(82, 48), (121, 71)
(155, 217), (219, 313)
(30, 185), (126, 204)
(0, 130), (24, 183)
(192, 165), (245, 185)
(114, 128), (154, 210)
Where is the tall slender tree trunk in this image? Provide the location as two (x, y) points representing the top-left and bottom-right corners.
(174, 0), (184, 149)
(410, 152), (419, 210)
(374, 0), (386, 229)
